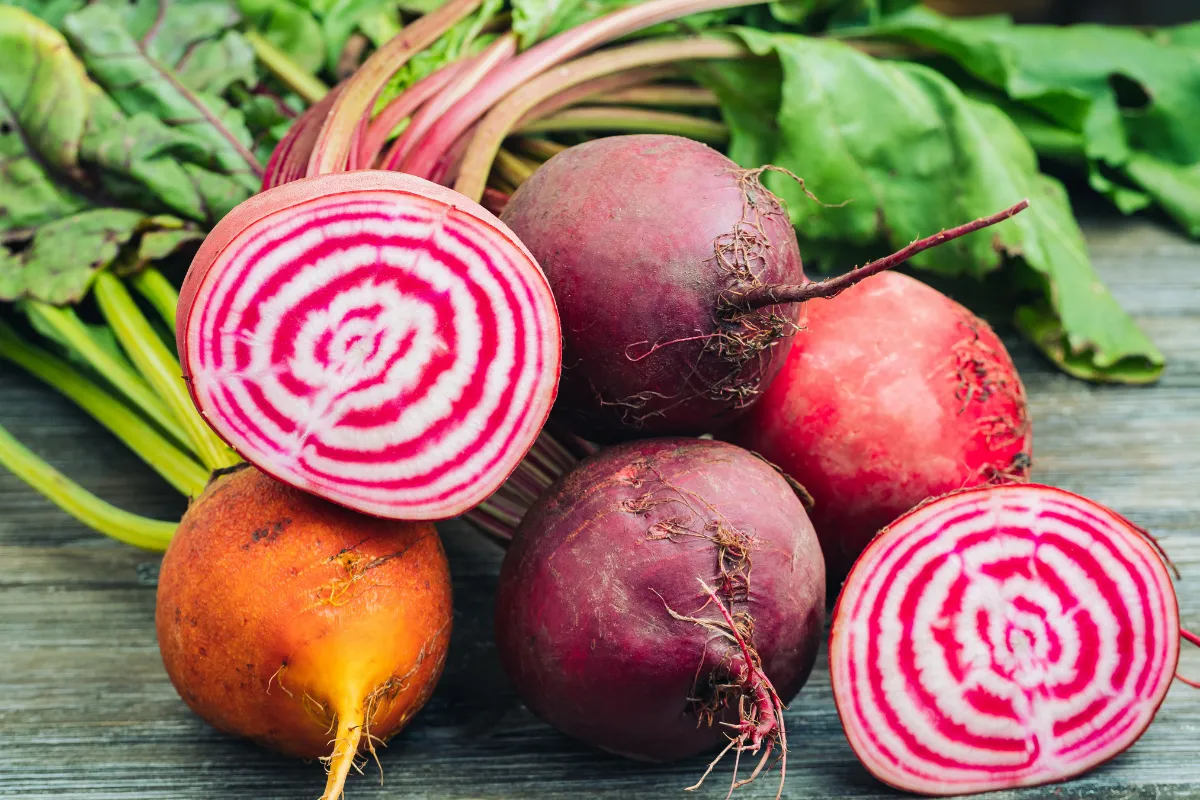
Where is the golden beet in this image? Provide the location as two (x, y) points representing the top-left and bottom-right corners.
(155, 466), (452, 799)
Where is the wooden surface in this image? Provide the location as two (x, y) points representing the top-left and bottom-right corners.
(1, 214), (1199, 799)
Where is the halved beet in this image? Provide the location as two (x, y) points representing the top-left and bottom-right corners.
(177, 171), (561, 519)
(830, 484), (1180, 796)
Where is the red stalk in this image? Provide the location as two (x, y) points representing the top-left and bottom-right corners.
(403, 0), (764, 180)
(453, 36), (749, 201)
(387, 33), (519, 172)
(516, 66), (676, 127)
(306, 0), (484, 176)
(357, 58), (469, 170)
(731, 199), (1032, 309)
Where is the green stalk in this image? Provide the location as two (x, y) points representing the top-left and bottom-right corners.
(590, 84), (718, 107)
(245, 30), (329, 105)
(511, 137), (567, 161)
(92, 273), (239, 471)
(0, 422), (176, 551)
(516, 106), (729, 143)
(24, 302), (189, 446)
(129, 268), (180, 329)
(0, 321), (208, 497)
(493, 148), (538, 188)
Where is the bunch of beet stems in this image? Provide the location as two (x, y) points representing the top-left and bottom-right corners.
(250, 0), (822, 539)
(256, 0), (1042, 541)
(0, 270), (241, 550)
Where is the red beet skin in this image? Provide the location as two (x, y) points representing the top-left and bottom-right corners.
(726, 272), (1032, 584)
(495, 439), (825, 764)
(501, 135), (804, 441)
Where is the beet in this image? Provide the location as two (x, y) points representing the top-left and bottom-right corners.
(156, 465), (452, 799)
(176, 171), (561, 520)
(725, 272), (1032, 585)
(501, 135), (1027, 442)
(831, 484), (1182, 796)
(495, 438), (825, 788)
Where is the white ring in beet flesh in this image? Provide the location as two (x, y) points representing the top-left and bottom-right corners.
(830, 484), (1179, 796)
(177, 171), (560, 519)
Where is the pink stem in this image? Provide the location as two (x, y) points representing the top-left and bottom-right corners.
(389, 33), (518, 172)
(357, 58), (470, 170)
(453, 36), (747, 200)
(733, 199), (1031, 309)
(403, 0), (764, 179)
(307, 0), (483, 177)
(262, 85), (343, 190)
(516, 66), (675, 127)
(481, 187), (510, 215)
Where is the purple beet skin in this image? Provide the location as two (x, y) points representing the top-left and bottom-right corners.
(501, 135), (804, 442)
(495, 438), (825, 766)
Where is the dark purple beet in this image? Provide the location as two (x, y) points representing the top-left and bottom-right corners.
(494, 438), (825, 772)
(501, 135), (803, 441)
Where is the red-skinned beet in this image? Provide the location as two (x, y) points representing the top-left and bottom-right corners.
(501, 135), (1028, 442)
(495, 438), (825, 791)
(502, 136), (802, 440)
(725, 272), (1032, 585)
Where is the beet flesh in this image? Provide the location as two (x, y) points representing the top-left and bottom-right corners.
(501, 135), (803, 442)
(725, 272), (1032, 585)
(495, 438), (825, 764)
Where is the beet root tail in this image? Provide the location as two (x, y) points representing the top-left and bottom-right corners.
(733, 198), (1030, 310)
(686, 581), (789, 800)
(320, 706), (366, 800)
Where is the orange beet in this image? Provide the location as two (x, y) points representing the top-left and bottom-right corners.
(155, 466), (452, 799)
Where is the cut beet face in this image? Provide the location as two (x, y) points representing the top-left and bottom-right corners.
(830, 484), (1180, 796)
(177, 171), (561, 519)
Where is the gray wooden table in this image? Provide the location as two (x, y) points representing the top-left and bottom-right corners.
(1, 214), (1198, 799)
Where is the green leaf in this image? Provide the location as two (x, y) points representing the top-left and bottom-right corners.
(5, 0), (86, 29)
(0, 209), (142, 304)
(63, 4), (262, 190)
(0, 210), (200, 304)
(851, 6), (1200, 236)
(1123, 152), (1200, 239)
(707, 30), (1163, 383)
(237, 90), (297, 163)
(175, 31), (259, 96)
(769, 0), (917, 27)
(0, 6), (90, 179)
(311, 0), (402, 72)
(80, 90), (252, 224)
(0, 7), (91, 232)
(239, 0), (327, 75)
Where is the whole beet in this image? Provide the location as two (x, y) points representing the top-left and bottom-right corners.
(725, 272), (1032, 585)
(501, 135), (804, 441)
(495, 438), (825, 771)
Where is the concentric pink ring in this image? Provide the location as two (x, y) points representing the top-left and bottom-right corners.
(178, 172), (560, 519)
(830, 484), (1179, 796)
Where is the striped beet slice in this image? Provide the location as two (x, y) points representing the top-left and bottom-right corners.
(177, 171), (560, 519)
(830, 484), (1180, 796)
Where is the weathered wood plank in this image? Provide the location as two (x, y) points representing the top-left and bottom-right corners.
(1, 214), (1199, 799)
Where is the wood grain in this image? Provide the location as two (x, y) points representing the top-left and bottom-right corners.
(1, 215), (1199, 799)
